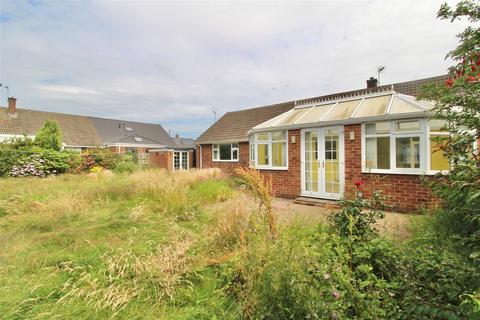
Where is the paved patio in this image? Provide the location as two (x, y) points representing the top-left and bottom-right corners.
(272, 197), (417, 241)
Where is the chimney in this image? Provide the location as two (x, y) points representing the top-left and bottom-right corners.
(7, 97), (17, 118)
(366, 77), (378, 89)
(175, 133), (180, 139)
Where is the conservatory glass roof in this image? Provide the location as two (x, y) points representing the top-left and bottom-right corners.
(252, 91), (435, 132)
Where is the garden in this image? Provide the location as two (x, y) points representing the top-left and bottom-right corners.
(1, 1), (480, 319)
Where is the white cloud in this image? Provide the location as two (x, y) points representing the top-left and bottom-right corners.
(35, 85), (102, 95)
(0, 0), (468, 138)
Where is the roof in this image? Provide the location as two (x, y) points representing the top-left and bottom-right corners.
(88, 117), (177, 148)
(0, 107), (102, 147)
(195, 75), (447, 144)
(0, 106), (193, 149)
(252, 91), (434, 133)
(174, 136), (195, 149)
(195, 101), (295, 144)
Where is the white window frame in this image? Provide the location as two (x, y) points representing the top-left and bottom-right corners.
(427, 120), (452, 174)
(250, 130), (288, 170)
(361, 119), (428, 175)
(212, 143), (239, 162)
(173, 151), (189, 171)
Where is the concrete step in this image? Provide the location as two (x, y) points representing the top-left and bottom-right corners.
(293, 196), (340, 208)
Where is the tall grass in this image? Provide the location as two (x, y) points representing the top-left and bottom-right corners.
(0, 168), (235, 319)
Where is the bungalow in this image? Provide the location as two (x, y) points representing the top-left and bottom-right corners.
(196, 75), (449, 212)
(0, 98), (195, 171)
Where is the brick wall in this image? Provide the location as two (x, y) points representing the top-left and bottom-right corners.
(149, 151), (173, 171)
(344, 124), (437, 212)
(198, 127), (436, 211)
(198, 142), (249, 175)
(258, 129), (301, 198)
(198, 132), (301, 198)
(188, 150), (194, 169)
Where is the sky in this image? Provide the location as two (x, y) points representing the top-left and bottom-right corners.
(0, 0), (468, 138)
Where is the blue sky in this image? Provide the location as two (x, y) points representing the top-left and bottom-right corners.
(0, 0), (466, 138)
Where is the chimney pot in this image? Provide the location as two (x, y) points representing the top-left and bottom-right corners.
(7, 97), (17, 118)
(366, 77), (378, 89)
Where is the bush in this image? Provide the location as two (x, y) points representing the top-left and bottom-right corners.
(9, 148), (74, 177)
(34, 119), (63, 151)
(223, 226), (398, 320)
(74, 149), (122, 173)
(114, 161), (138, 174)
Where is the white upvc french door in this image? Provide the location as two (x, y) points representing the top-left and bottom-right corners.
(301, 126), (345, 199)
(173, 151), (189, 171)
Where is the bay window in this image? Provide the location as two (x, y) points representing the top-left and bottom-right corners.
(250, 130), (287, 169)
(363, 119), (451, 174)
(212, 143), (238, 161)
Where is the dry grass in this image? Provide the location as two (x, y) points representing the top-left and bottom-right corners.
(235, 167), (277, 239)
(57, 235), (194, 316)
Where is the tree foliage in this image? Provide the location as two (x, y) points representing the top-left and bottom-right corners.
(34, 119), (63, 151)
(421, 0), (480, 254)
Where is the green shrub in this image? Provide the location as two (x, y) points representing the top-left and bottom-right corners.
(74, 149), (122, 172)
(34, 119), (63, 151)
(114, 161), (138, 173)
(10, 148), (74, 177)
(223, 225), (398, 320)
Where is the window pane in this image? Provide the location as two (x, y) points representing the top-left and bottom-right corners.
(272, 131), (286, 141)
(354, 95), (390, 118)
(232, 149), (238, 160)
(365, 137), (390, 169)
(174, 152), (180, 170)
(429, 119), (448, 132)
(219, 144), (232, 160)
(297, 104), (334, 124)
(365, 122), (390, 135)
(396, 137), (420, 168)
(272, 142), (286, 167)
(257, 133), (269, 141)
(395, 120), (420, 132)
(181, 152), (188, 169)
(430, 136), (449, 171)
(324, 99), (361, 120)
(257, 144), (269, 165)
(250, 142), (255, 165)
(232, 143), (239, 149)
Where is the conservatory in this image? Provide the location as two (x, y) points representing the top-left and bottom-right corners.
(248, 90), (449, 200)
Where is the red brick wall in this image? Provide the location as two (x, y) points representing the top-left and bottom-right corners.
(258, 129), (301, 198)
(198, 142), (249, 175)
(149, 151), (173, 171)
(199, 126), (438, 212)
(344, 124), (437, 212)
(198, 132), (301, 199)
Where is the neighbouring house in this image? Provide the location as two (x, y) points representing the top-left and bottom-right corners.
(196, 75), (449, 212)
(0, 98), (195, 170)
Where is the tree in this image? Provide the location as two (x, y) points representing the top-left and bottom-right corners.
(34, 119), (63, 151)
(420, 0), (480, 253)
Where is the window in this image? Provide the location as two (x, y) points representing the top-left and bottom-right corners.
(174, 151), (189, 170)
(429, 120), (450, 171)
(212, 143), (239, 161)
(396, 137), (420, 168)
(363, 120), (426, 173)
(364, 122), (391, 170)
(250, 130), (287, 169)
(133, 136), (143, 142)
(363, 119), (454, 174)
